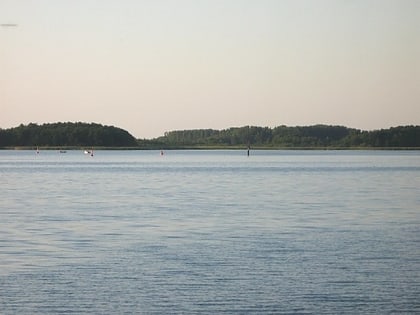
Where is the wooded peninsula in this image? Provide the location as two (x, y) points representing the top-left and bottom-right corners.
(0, 122), (419, 149)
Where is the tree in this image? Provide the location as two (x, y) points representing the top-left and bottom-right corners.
(0, 122), (137, 147)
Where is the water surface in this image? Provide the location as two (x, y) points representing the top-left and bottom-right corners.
(1, 150), (419, 314)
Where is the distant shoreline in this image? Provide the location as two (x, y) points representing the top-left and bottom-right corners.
(2, 146), (420, 151)
(1, 123), (419, 149)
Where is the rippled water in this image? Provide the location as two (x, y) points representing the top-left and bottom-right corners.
(1, 150), (419, 314)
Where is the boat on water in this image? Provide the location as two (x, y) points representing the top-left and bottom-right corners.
(84, 149), (94, 156)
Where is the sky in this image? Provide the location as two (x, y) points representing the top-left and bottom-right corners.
(1, 0), (419, 139)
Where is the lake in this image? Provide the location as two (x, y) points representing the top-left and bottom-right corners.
(0, 149), (419, 314)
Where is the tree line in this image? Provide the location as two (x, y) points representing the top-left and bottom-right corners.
(0, 122), (137, 147)
(149, 125), (420, 148)
(1, 123), (419, 148)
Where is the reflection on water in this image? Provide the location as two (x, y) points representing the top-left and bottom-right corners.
(1, 150), (419, 314)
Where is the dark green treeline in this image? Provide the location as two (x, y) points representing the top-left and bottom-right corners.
(1, 123), (419, 148)
(0, 122), (137, 147)
(150, 125), (420, 148)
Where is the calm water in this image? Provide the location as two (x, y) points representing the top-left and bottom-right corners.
(0, 150), (419, 314)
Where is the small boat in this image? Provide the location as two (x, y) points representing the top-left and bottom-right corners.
(84, 148), (94, 156)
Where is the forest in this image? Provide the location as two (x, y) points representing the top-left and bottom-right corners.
(0, 122), (137, 147)
(145, 125), (420, 149)
(0, 123), (419, 149)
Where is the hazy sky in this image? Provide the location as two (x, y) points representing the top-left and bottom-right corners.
(1, 0), (419, 138)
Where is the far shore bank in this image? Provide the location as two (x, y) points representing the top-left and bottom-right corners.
(2, 146), (420, 151)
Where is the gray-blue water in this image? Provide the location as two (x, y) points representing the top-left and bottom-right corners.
(1, 150), (419, 314)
